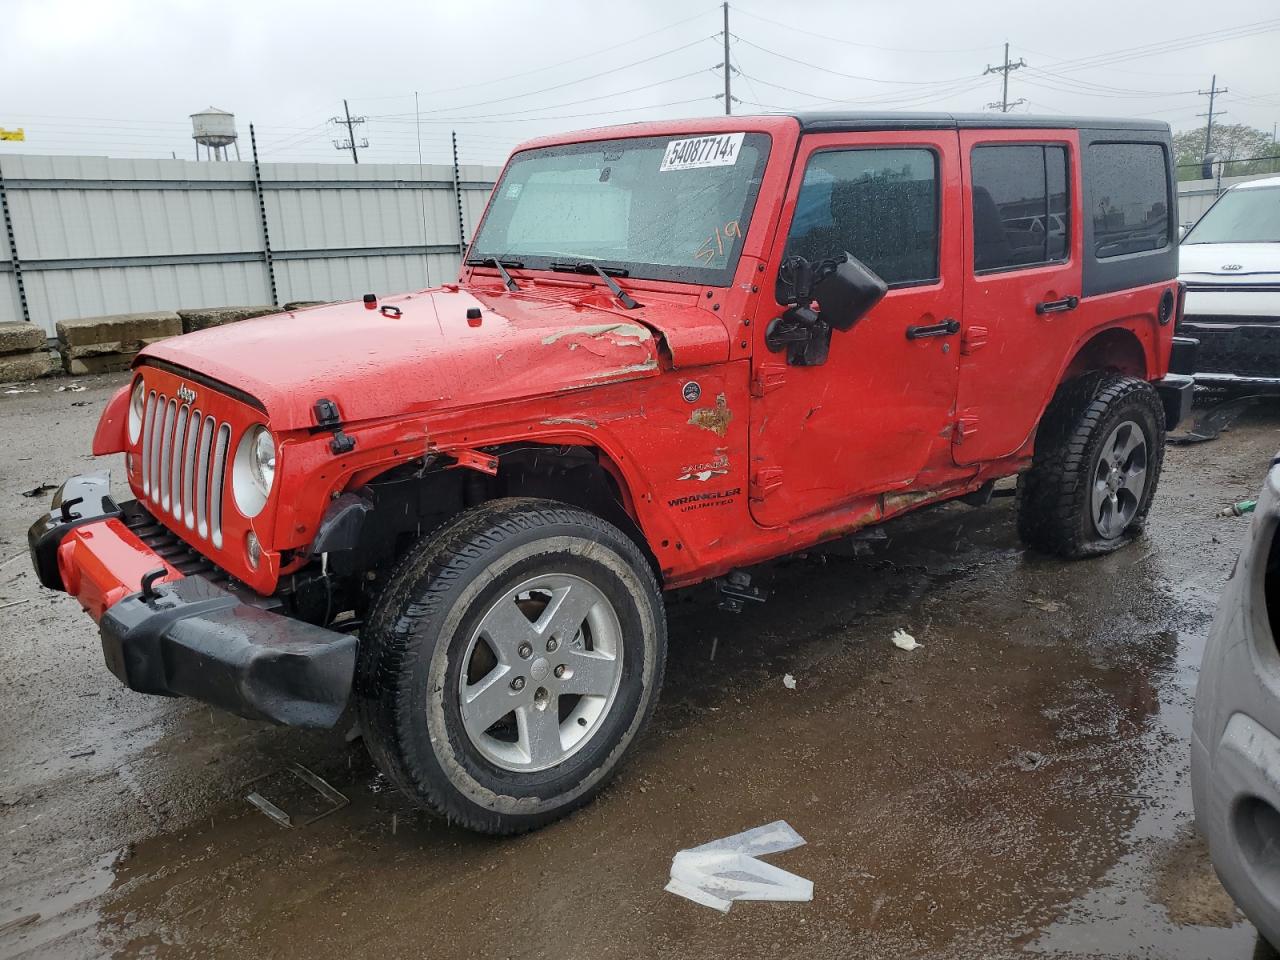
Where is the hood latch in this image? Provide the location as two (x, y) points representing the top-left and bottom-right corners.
(313, 398), (357, 455)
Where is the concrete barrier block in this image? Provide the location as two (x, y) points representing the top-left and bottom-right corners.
(63, 353), (137, 375)
(63, 337), (173, 361)
(0, 322), (45, 356)
(55, 312), (181, 354)
(0, 349), (59, 383)
(177, 305), (278, 334)
(284, 300), (327, 311)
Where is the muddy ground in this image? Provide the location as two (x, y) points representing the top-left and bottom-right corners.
(1, 372), (1278, 960)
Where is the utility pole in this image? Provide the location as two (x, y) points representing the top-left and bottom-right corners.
(722, 2), (732, 116)
(1198, 74), (1228, 162)
(330, 99), (368, 164)
(984, 42), (1027, 112)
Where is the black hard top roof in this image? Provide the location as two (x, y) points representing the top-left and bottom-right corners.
(789, 111), (1170, 133)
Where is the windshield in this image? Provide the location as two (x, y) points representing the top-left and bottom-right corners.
(470, 132), (771, 286)
(1184, 185), (1280, 244)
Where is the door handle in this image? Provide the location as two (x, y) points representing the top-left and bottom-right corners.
(1035, 296), (1079, 315)
(906, 318), (960, 340)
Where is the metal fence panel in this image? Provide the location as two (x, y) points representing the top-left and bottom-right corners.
(0, 153), (498, 335)
(0, 272), (17, 324)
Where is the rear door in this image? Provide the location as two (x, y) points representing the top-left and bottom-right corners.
(954, 129), (1082, 464)
(748, 129), (963, 528)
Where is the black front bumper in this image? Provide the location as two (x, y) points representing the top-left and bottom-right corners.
(1179, 320), (1280, 386)
(30, 473), (356, 729)
(28, 471), (120, 590)
(101, 575), (357, 729)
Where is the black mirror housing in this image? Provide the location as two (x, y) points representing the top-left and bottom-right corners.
(814, 256), (888, 332)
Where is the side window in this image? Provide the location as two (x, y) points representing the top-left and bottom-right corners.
(970, 144), (1071, 272)
(782, 148), (939, 290)
(1089, 142), (1170, 259)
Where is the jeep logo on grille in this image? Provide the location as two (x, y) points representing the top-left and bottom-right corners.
(177, 384), (197, 404)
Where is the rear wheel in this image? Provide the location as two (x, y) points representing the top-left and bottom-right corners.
(1018, 373), (1165, 558)
(356, 498), (665, 834)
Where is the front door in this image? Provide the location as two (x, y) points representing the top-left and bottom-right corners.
(749, 131), (963, 528)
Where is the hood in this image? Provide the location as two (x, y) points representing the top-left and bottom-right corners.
(1179, 242), (1280, 281)
(141, 285), (727, 430)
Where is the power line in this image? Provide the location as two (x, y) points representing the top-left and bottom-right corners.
(734, 70), (989, 109)
(369, 37), (716, 119)
(373, 69), (714, 122)
(730, 3), (997, 54)
(1021, 67), (1197, 98)
(732, 34), (978, 86)
(382, 7), (720, 100)
(1035, 18), (1280, 74)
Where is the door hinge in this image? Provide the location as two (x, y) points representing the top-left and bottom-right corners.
(750, 465), (784, 500)
(751, 362), (787, 397)
(953, 417), (979, 444)
(960, 325), (988, 356)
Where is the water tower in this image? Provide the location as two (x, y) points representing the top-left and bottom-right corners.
(190, 107), (239, 161)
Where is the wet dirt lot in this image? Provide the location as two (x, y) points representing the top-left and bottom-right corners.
(2, 372), (1279, 960)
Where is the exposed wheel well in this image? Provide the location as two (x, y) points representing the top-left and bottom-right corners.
(296, 445), (656, 624)
(1061, 327), (1148, 382)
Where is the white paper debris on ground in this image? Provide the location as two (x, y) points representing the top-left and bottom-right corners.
(665, 820), (812, 913)
(891, 629), (920, 651)
(782, 673), (797, 690)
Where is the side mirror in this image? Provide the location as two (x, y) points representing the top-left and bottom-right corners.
(812, 256), (888, 332)
(1178, 223), (1190, 242)
(766, 253), (888, 366)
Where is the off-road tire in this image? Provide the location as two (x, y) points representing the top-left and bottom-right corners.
(355, 498), (666, 835)
(1017, 373), (1165, 558)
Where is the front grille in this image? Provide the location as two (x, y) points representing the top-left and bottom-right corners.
(119, 500), (229, 584)
(140, 390), (232, 549)
(1182, 323), (1280, 378)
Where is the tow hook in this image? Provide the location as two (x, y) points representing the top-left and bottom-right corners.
(717, 569), (767, 614)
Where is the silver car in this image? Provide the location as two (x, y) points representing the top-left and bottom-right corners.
(1192, 459), (1280, 945)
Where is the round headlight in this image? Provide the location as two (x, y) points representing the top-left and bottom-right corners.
(232, 424), (276, 517)
(128, 379), (146, 444)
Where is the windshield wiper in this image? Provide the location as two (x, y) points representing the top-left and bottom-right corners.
(548, 261), (642, 310)
(465, 256), (522, 292)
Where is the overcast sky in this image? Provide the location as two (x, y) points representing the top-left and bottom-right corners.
(3, 0), (1278, 169)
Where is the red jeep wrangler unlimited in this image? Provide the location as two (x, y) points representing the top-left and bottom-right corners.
(30, 112), (1192, 834)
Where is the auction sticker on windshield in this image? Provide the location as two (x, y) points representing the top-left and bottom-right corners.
(660, 133), (745, 172)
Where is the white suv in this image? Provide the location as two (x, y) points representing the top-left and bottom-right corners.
(1179, 175), (1280, 386)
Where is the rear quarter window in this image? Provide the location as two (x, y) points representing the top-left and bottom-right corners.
(1079, 129), (1177, 296)
(1089, 142), (1171, 259)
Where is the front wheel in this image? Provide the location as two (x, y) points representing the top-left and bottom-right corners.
(356, 498), (666, 834)
(1018, 373), (1165, 558)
